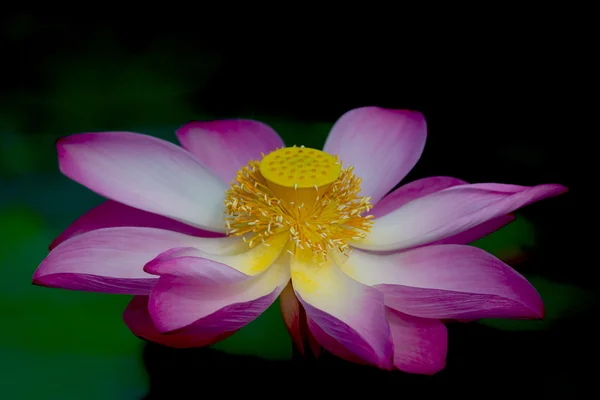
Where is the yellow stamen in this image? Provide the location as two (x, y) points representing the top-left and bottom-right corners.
(224, 147), (373, 263)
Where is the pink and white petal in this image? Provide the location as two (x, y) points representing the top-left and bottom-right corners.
(355, 183), (567, 251)
(123, 296), (236, 348)
(146, 232), (289, 278)
(280, 282), (322, 357)
(386, 308), (447, 375)
(147, 250), (290, 333)
(290, 253), (393, 369)
(369, 176), (467, 219)
(57, 131), (227, 232)
(430, 214), (515, 245)
(306, 317), (369, 365)
(176, 119), (285, 184)
(50, 200), (223, 251)
(33, 227), (204, 295)
(322, 107), (427, 204)
(143, 245), (271, 283)
(341, 245), (544, 320)
(368, 177), (514, 245)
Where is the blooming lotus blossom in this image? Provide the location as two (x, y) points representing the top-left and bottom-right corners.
(33, 107), (567, 374)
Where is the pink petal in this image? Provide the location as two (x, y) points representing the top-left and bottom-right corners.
(146, 231), (289, 278)
(50, 200), (223, 251)
(369, 176), (467, 219)
(33, 227), (202, 295)
(355, 183), (567, 251)
(144, 247), (250, 284)
(430, 214), (516, 245)
(306, 318), (370, 365)
(322, 107), (427, 204)
(341, 245), (544, 320)
(57, 131), (227, 232)
(369, 177), (516, 246)
(279, 282), (321, 357)
(176, 119), (285, 184)
(291, 255), (393, 369)
(387, 308), (447, 375)
(123, 296), (235, 348)
(280, 282), (307, 354)
(147, 252), (290, 333)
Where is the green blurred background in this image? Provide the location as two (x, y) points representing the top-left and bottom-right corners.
(0, 12), (588, 398)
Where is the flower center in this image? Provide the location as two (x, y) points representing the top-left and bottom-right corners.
(224, 146), (373, 262)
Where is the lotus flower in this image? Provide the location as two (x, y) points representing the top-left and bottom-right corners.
(33, 107), (567, 374)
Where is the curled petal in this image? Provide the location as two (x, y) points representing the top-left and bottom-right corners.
(323, 106), (427, 204)
(50, 200), (222, 251)
(147, 244), (290, 333)
(341, 245), (544, 320)
(176, 119), (285, 183)
(144, 247), (251, 284)
(123, 296), (236, 348)
(57, 131), (227, 232)
(279, 282), (321, 357)
(354, 183), (567, 251)
(146, 232), (289, 277)
(387, 308), (447, 375)
(290, 253), (393, 369)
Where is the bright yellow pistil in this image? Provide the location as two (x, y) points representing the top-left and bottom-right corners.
(224, 146), (373, 263)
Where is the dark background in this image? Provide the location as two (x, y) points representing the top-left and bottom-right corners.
(0, 12), (590, 398)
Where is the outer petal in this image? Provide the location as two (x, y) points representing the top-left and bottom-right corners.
(123, 296), (236, 348)
(176, 119), (285, 184)
(34, 227), (245, 295)
(386, 308), (447, 375)
(50, 200), (223, 251)
(57, 131), (227, 232)
(369, 177), (516, 246)
(369, 176), (467, 219)
(34, 227), (199, 295)
(354, 183), (567, 251)
(322, 106), (427, 204)
(430, 214), (515, 246)
(279, 282), (321, 357)
(341, 245), (544, 320)
(147, 241), (289, 333)
(290, 253), (393, 369)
